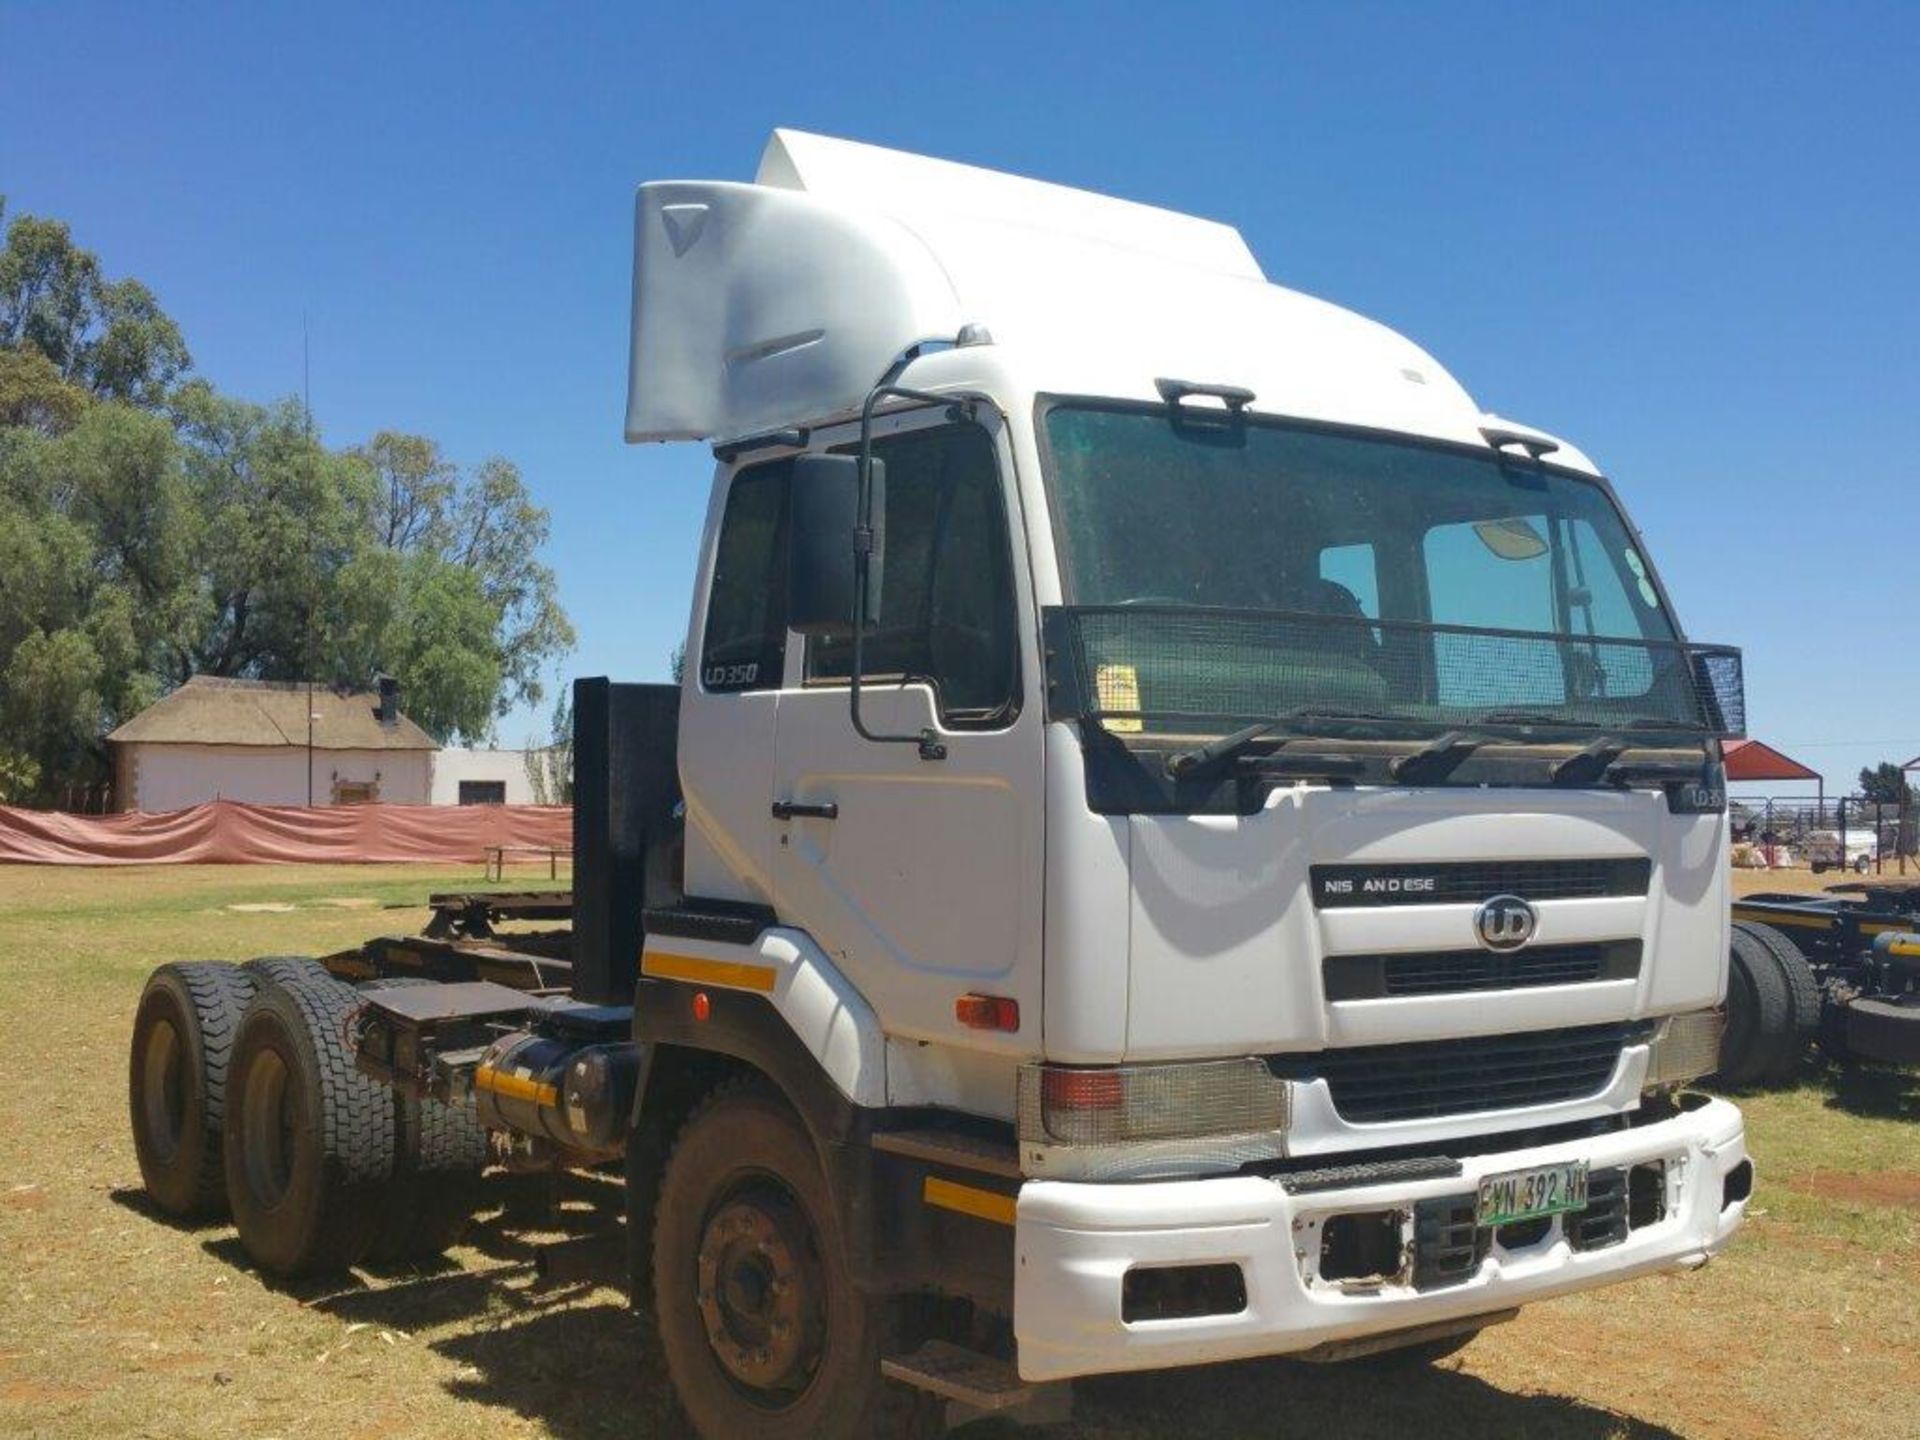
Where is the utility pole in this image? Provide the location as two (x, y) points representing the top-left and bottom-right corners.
(303, 311), (316, 806)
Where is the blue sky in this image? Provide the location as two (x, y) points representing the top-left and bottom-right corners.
(3, 3), (1914, 793)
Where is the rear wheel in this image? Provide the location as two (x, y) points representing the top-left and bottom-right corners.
(129, 962), (257, 1218)
(243, 955), (331, 988)
(1715, 925), (1794, 1088)
(1732, 920), (1821, 1084)
(652, 1079), (919, 1440)
(224, 978), (394, 1276)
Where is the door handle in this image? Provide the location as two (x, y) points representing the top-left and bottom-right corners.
(772, 800), (839, 821)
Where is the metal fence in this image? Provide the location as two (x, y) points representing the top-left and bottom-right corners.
(1731, 793), (1916, 873)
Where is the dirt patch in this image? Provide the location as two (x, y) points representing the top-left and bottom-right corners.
(3, 1184), (46, 1210)
(1789, 1170), (1920, 1210)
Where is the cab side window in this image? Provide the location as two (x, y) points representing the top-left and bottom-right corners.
(808, 425), (1019, 726)
(699, 461), (789, 693)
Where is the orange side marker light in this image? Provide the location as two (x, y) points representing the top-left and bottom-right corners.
(955, 993), (1019, 1032)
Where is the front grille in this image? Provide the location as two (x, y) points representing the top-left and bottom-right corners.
(1270, 1022), (1641, 1123)
(1324, 941), (1642, 1000)
(1311, 858), (1651, 908)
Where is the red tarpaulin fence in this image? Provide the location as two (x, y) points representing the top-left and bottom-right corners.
(0, 799), (572, 866)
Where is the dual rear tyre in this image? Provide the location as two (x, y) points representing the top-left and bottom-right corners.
(128, 962), (258, 1218)
(129, 960), (488, 1276)
(223, 976), (394, 1274)
(1715, 919), (1821, 1088)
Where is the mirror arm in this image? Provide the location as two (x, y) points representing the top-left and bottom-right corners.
(848, 382), (979, 762)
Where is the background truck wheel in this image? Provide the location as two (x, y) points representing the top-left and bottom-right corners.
(243, 956), (331, 988)
(1843, 996), (1920, 1066)
(1854, 854), (1872, 874)
(652, 1078), (920, 1440)
(1715, 924), (1796, 1088)
(128, 962), (257, 1218)
(1732, 919), (1821, 1085)
(223, 977), (395, 1277)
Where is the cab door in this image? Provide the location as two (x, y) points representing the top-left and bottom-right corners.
(677, 458), (794, 907)
(771, 409), (1043, 1051)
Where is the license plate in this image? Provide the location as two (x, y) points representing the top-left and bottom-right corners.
(1476, 1160), (1590, 1228)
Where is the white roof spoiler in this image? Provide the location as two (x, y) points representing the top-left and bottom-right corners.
(625, 131), (1262, 445)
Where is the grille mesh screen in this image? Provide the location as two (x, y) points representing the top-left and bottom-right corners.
(1270, 1023), (1638, 1123)
(1324, 942), (1641, 1000)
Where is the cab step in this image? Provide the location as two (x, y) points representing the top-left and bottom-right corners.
(882, 1340), (1070, 1426)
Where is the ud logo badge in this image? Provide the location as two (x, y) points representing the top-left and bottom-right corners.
(1475, 894), (1537, 952)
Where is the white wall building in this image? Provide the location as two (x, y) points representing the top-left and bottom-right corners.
(430, 748), (547, 806)
(107, 676), (438, 812)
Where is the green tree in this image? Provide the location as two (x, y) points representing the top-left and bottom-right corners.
(0, 200), (190, 406)
(0, 204), (574, 801)
(0, 347), (89, 432)
(1859, 763), (1912, 806)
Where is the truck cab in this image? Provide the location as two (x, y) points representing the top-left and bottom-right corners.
(624, 131), (1750, 1430)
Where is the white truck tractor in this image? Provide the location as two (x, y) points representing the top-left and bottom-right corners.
(128, 132), (1751, 1438)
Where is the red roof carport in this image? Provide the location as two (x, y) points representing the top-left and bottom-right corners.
(1723, 738), (1821, 783)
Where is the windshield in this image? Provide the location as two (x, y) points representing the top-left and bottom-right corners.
(1040, 404), (1729, 738)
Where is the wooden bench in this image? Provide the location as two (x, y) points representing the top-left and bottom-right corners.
(483, 844), (573, 881)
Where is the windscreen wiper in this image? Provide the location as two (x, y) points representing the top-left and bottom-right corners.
(1551, 736), (1629, 784)
(1387, 730), (1484, 784)
(1163, 706), (1393, 778)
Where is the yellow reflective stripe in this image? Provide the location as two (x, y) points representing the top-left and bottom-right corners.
(1733, 911), (1833, 930)
(640, 950), (778, 994)
(1885, 935), (1920, 956)
(923, 1175), (1017, 1226)
(474, 1065), (556, 1106)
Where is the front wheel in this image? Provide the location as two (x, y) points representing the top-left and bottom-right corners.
(652, 1079), (919, 1440)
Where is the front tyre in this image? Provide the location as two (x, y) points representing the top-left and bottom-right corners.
(652, 1079), (911, 1440)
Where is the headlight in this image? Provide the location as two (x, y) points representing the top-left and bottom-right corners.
(1644, 1009), (1723, 1090)
(1017, 1058), (1291, 1180)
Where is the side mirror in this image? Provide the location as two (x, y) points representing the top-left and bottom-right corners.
(787, 453), (884, 637)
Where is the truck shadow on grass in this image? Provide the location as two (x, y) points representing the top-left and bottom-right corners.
(298, 1259), (1681, 1440)
(152, 1181), (1682, 1440)
(1823, 1065), (1919, 1121)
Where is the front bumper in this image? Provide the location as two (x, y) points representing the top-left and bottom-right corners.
(1013, 1095), (1747, 1382)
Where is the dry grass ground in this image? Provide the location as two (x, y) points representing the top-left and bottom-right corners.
(0, 863), (1914, 1440)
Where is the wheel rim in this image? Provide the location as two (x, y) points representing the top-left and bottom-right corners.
(241, 1049), (297, 1207)
(141, 1019), (187, 1163)
(694, 1183), (827, 1407)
